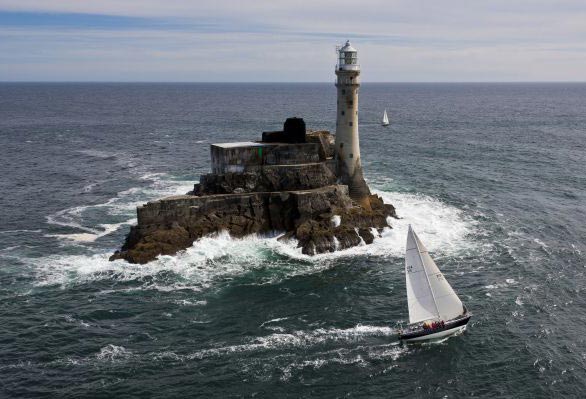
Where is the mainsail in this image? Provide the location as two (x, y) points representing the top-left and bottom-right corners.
(382, 109), (389, 126)
(405, 225), (464, 324)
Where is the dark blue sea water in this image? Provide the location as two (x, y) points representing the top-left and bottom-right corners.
(1, 82), (585, 398)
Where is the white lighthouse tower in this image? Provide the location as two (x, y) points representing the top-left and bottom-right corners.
(335, 40), (371, 208)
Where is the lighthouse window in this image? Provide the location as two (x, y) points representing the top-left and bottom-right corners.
(340, 143), (344, 148)
(349, 153), (354, 158)
(349, 122), (353, 126)
(341, 111), (345, 115)
(341, 89), (345, 95)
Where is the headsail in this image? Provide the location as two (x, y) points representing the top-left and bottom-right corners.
(405, 226), (464, 324)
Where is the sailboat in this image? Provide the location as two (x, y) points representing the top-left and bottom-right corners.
(399, 225), (471, 342)
(381, 109), (389, 126)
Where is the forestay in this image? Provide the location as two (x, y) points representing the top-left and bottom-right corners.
(405, 226), (464, 324)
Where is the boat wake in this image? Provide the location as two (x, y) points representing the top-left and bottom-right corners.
(182, 324), (397, 360)
(5, 324), (406, 381)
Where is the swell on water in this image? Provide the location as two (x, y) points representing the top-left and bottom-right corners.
(44, 173), (195, 243)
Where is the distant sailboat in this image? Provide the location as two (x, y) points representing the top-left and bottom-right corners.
(399, 225), (471, 342)
(381, 109), (389, 126)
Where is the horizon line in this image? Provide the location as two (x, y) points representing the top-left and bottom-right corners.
(1, 80), (586, 84)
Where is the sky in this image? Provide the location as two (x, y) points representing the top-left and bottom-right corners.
(0, 0), (585, 82)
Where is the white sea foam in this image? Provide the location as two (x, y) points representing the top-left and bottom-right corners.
(54, 328), (402, 371)
(373, 190), (477, 256)
(96, 345), (133, 361)
(33, 231), (295, 288)
(515, 296), (524, 306)
(185, 324), (396, 360)
(77, 149), (117, 159)
(0, 245), (22, 252)
(46, 221), (138, 243)
(34, 189), (477, 289)
(272, 189), (477, 261)
(367, 343), (408, 361)
(46, 173), (194, 243)
(63, 314), (91, 328)
(484, 279), (518, 291)
(331, 215), (341, 227)
(285, 342), (408, 372)
(260, 317), (290, 328)
(173, 299), (207, 307)
(280, 354), (369, 381)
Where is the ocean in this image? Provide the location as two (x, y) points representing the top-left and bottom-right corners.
(0, 82), (585, 397)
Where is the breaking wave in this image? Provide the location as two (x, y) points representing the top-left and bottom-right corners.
(32, 185), (478, 290)
(96, 345), (133, 362)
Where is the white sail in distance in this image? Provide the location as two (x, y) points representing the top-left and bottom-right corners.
(405, 226), (464, 324)
(382, 109), (389, 126)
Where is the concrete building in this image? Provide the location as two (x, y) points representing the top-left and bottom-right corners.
(335, 41), (371, 209)
(210, 142), (321, 174)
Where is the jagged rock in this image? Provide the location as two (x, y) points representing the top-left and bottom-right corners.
(110, 185), (396, 264)
(358, 228), (375, 244)
(293, 192), (393, 255)
(110, 223), (192, 264)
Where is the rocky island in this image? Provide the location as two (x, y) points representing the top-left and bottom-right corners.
(110, 41), (397, 264)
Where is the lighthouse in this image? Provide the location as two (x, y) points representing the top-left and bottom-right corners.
(335, 40), (371, 209)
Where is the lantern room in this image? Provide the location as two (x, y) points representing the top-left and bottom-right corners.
(337, 40), (359, 71)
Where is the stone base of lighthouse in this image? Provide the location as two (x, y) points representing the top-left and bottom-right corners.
(337, 155), (372, 211)
(348, 168), (372, 211)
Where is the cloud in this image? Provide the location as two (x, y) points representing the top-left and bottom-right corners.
(0, 1), (585, 81)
